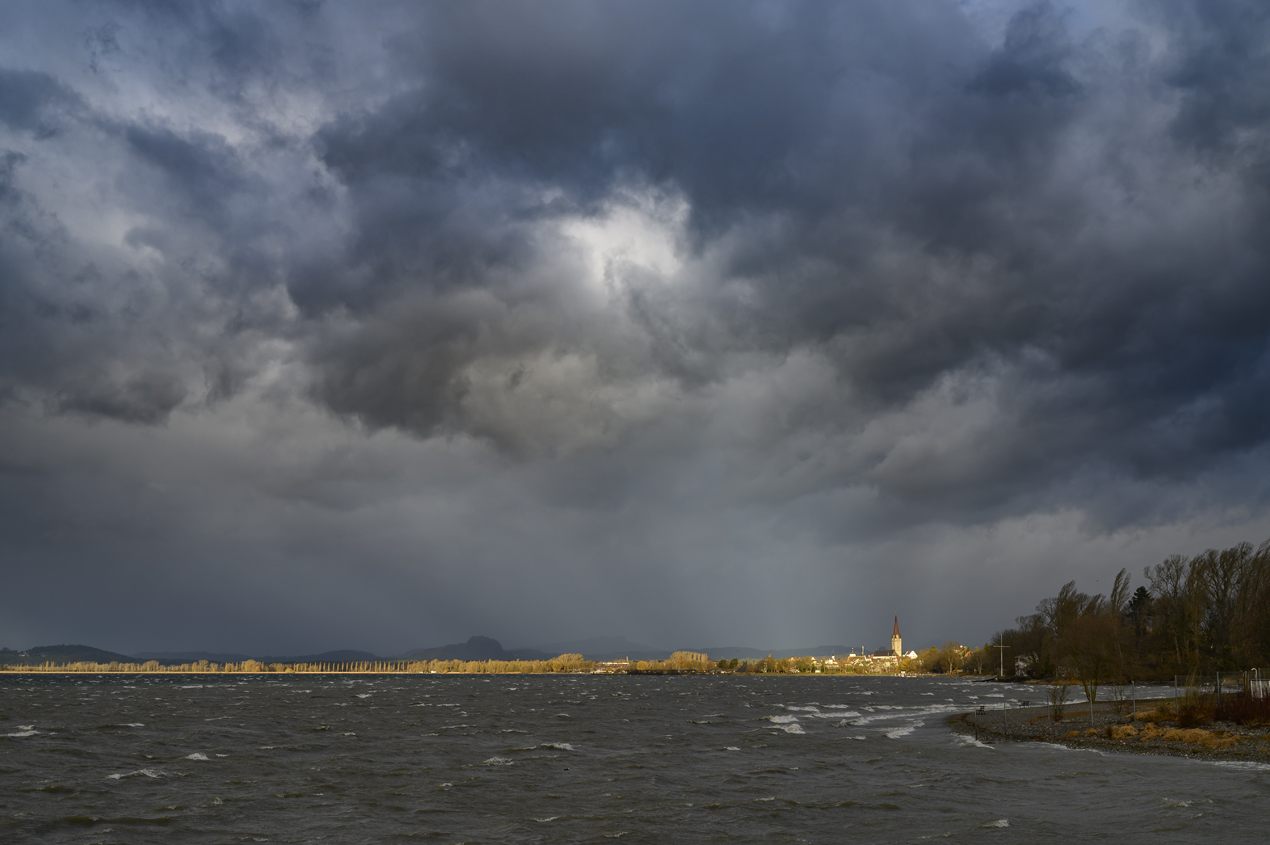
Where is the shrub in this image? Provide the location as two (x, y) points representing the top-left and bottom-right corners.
(1047, 679), (1074, 722)
(1214, 693), (1270, 727)
(1176, 704), (1212, 728)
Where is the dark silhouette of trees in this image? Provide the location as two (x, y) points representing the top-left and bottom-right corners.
(995, 540), (1270, 682)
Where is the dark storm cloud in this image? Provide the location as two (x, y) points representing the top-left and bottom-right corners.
(0, 121), (192, 425)
(3, 0), (1268, 498)
(2, 0), (1270, 653)
(285, 0), (1270, 515)
(0, 68), (84, 136)
(123, 124), (246, 229)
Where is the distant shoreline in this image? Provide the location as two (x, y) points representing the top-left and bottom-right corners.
(0, 666), (921, 676)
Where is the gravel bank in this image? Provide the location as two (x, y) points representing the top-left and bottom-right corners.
(950, 702), (1270, 764)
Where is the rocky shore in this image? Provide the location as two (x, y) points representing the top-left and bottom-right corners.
(950, 701), (1270, 764)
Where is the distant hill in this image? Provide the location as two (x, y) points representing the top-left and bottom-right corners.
(402, 636), (551, 662)
(1, 644), (136, 666)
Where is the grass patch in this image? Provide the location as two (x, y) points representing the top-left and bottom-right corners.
(1106, 724), (1138, 740)
(1133, 708), (1171, 723)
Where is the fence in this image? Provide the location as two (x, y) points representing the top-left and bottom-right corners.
(1174, 670), (1267, 708)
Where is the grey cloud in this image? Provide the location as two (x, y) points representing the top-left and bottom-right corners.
(2, 0), (1270, 654)
(288, 0), (1270, 512)
(1156, 0), (1270, 153)
(123, 124), (246, 229)
(53, 369), (186, 424)
(0, 68), (83, 136)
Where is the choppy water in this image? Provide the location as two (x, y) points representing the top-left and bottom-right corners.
(1, 674), (1266, 843)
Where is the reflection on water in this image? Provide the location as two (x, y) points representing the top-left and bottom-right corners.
(0, 674), (1265, 843)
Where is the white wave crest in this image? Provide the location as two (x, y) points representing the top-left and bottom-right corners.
(981, 819), (1009, 828)
(766, 715), (799, 724)
(108, 769), (165, 779)
(482, 756), (514, 766)
(186, 753), (209, 760)
(543, 742), (575, 751)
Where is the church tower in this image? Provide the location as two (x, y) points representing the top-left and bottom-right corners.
(891, 616), (902, 657)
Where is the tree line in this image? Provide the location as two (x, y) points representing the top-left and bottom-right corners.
(992, 539), (1270, 690)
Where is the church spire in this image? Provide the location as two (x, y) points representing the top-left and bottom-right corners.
(893, 616), (900, 637)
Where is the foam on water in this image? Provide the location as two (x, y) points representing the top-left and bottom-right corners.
(186, 753), (209, 760)
(107, 769), (165, 779)
(981, 819), (1009, 828)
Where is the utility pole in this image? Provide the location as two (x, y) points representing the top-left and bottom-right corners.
(994, 644), (1009, 679)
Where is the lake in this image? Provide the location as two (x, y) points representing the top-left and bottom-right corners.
(1, 673), (1265, 843)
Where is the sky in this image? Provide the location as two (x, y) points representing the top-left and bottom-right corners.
(2, 0), (1270, 657)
